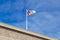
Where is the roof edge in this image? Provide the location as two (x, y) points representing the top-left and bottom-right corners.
(0, 22), (58, 40)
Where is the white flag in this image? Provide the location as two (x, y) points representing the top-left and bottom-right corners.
(26, 10), (36, 16)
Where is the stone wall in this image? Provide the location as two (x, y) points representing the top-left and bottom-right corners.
(0, 26), (44, 40)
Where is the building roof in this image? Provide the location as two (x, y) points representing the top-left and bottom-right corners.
(0, 22), (58, 40)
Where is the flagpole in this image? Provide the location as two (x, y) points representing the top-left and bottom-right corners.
(26, 10), (28, 30)
(26, 10), (36, 30)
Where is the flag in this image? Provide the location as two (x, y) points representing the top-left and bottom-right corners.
(26, 10), (36, 16)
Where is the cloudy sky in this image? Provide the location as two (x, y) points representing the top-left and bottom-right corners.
(0, 0), (60, 39)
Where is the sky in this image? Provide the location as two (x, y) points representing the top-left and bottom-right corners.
(0, 0), (60, 39)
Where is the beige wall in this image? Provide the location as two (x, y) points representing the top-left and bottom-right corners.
(0, 27), (44, 40)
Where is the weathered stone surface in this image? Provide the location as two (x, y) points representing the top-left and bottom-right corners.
(0, 27), (42, 40)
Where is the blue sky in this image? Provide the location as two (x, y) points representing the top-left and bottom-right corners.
(0, 0), (60, 39)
